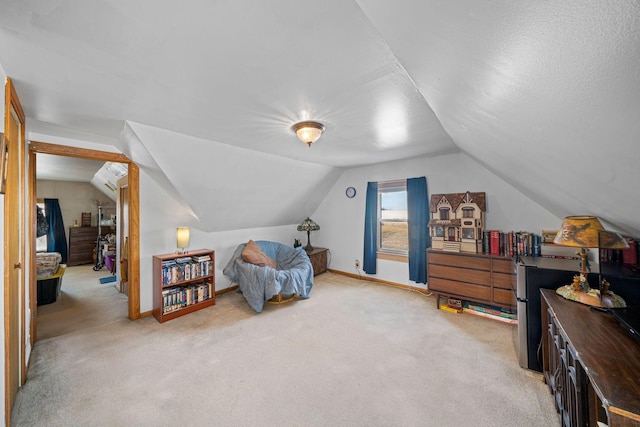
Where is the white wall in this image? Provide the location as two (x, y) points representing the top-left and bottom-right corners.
(37, 180), (115, 231)
(310, 151), (562, 289)
(137, 168), (301, 312)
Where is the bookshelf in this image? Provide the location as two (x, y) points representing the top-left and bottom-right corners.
(152, 249), (215, 323)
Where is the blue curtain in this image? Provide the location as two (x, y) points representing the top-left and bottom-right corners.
(363, 181), (378, 274)
(45, 198), (68, 263)
(407, 177), (430, 284)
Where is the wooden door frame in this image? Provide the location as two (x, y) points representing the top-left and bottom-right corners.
(4, 77), (26, 425)
(116, 175), (129, 294)
(28, 141), (141, 334)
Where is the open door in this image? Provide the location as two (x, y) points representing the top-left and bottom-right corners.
(4, 78), (26, 424)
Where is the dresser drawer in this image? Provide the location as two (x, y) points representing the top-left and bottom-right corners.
(492, 288), (516, 306)
(429, 252), (491, 270)
(429, 277), (491, 302)
(492, 258), (515, 274)
(492, 272), (516, 290)
(429, 264), (491, 285)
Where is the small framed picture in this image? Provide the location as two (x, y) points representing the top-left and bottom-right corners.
(542, 229), (559, 243)
(0, 133), (7, 194)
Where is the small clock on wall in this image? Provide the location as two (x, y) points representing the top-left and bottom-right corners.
(345, 187), (357, 198)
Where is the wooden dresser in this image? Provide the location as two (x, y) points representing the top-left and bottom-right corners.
(541, 289), (640, 426)
(427, 249), (516, 309)
(306, 247), (328, 276)
(68, 226), (114, 266)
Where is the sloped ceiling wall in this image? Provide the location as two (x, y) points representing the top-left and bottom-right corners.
(123, 122), (342, 232)
(358, 0), (640, 236)
(2, 1), (639, 235)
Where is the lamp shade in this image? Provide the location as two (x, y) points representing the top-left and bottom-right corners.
(292, 121), (325, 146)
(553, 215), (628, 249)
(297, 217), (320, 232)
(176, 227), (190, 252)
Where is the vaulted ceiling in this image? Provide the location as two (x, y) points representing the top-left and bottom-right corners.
(2, 1), (639, 234)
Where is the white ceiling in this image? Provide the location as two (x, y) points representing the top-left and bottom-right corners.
(36, 153), (104, 182)
(2, 1), (639, 234)
(0, 0), (456, 167)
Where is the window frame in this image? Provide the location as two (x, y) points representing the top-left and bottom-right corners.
(377, 180), (409, 259)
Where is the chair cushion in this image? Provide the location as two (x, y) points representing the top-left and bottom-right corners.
(241, 240), (277, 269)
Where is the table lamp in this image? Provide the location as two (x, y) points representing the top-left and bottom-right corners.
(297, 217), (320, 251)
(176, 227), (190, 254)
(553, 215), (628, 307)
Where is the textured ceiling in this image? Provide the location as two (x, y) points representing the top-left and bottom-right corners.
(0, 0), (456, 167)
(2, 0), (639, 234)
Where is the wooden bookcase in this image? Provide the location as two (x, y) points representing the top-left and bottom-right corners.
(427, 249), (516, 309)
(152, 249), (215, 323)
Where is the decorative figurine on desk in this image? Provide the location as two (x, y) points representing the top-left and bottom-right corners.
(293, 239), (301, 248)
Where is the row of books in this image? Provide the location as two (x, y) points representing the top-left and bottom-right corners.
(161, 254), (212, 286)
(481, 230), (542, 258)
(600, 237), (640, 266)
(482, 230), (640, 264)
(462, 301), (518, 324)
(162, 280), (213, 314)
(437, 296), (518, 324)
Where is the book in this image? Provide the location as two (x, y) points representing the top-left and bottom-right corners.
(490, 230), (500, 255)
(482, 231), (490, 254)
(622, 238), (638, 266)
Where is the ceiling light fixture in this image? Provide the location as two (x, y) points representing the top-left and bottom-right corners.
(292, 121), (325, 147)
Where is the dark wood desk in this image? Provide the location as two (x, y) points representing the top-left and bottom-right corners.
(541, 289), (640, 426)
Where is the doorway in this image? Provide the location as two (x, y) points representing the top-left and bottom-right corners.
(117, 175), (129, 295)
(28, 141), (141, 346)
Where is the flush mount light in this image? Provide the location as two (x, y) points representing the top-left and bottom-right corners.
(292, 121), (325, 147)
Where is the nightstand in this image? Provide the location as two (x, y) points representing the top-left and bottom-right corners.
(306, 247), (328, 276)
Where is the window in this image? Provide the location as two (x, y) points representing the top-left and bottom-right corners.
(462, 207), (474, 218)
(439, 207), (449, 220)
(462, 228), (475, 239)
(36, 201), (47, 252)
(378, 180), (408, 254)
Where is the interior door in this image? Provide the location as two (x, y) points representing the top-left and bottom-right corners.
(4, 79), (26, 423)
(117, 177), (129, 295)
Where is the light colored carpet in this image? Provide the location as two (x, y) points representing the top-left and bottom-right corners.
(12, 268), (558, 426)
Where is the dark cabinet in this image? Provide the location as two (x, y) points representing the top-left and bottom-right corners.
(67, 226), (114, 266)
(541, 289), (640, 426)
(307, 247), (328, 276)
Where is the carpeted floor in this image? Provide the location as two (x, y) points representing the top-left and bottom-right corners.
(12, 267), (558, 426)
